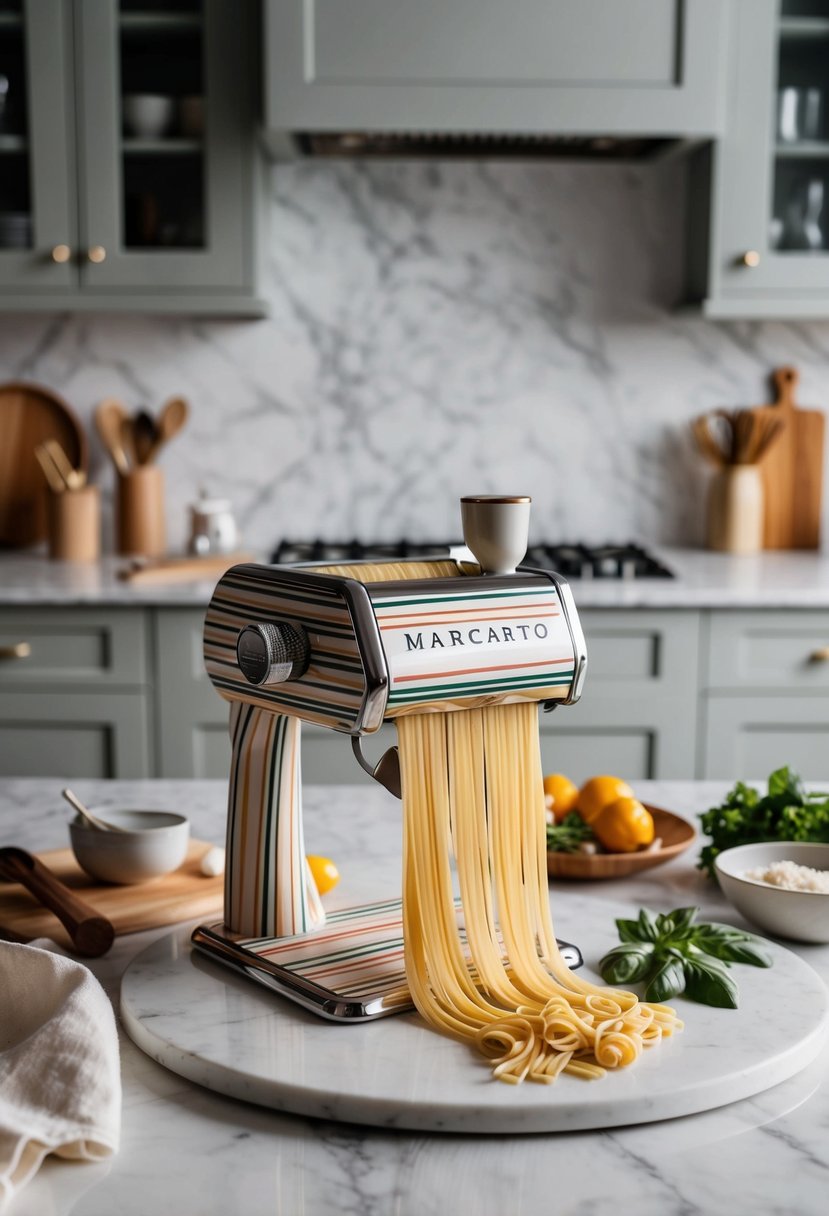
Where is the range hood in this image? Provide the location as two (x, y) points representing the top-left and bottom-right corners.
(263, 1), (727, 164)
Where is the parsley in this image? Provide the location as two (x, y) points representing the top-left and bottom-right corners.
(545, 812), (595, 854)
(599, 906), (771, 1008)
(698, 766), (829, 880)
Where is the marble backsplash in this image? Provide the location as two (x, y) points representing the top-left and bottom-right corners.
(3, 158), (829, 553)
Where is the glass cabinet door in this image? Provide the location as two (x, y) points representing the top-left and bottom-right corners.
(711, 0), (829, 311)
(0, 0), (75, 291)
(75, 0), (251, 293)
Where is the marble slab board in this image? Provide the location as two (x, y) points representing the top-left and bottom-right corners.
(121, 893), (829, 1135)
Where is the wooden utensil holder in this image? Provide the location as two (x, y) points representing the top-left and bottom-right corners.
(707, 466), (764, 554)
(47, 486), (100, 562)
(117, 466), (166, 557)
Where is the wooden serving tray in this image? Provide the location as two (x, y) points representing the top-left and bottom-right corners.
(0, 840), (224, 949)
(547, 806), (695, 881)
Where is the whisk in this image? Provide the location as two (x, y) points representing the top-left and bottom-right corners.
(692, 409), (784, 467)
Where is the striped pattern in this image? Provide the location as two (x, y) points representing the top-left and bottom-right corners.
(241, 898), (463, 1004)
(374, 585), (575, 708)
(224, 703), (325, 938)
(205, 564), (366, 731)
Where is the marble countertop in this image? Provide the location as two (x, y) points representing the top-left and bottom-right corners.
(1, 777), (828, 1216)
(4, 547), (829, 609)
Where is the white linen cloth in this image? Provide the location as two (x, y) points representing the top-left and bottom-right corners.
(0, 941), (120, 1207)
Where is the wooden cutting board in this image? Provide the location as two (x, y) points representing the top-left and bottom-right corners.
(752, 366), (825, 549)
(0, 839), (224, 950)
(0, 382), (87, 548)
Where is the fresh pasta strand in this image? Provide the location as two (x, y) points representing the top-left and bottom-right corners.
(397, 702), (683, 1084)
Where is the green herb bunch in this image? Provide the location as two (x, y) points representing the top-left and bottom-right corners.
(545, 811), (594, 854)
(698, 766), (829, 879)
(599, 907), (771, 1008)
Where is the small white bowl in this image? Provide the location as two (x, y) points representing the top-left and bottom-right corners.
(715, 841), (829, 944)
(69, 810), (189, 885)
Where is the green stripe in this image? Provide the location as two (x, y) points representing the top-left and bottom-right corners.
(386, 676), (568, 705)
(375, 587), (555, 609)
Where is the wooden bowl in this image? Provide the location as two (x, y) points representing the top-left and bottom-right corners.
(547, 806), (695, 881)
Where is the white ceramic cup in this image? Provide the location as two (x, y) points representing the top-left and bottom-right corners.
(123, 95), (175, 139)
(460, 495), (531, 574)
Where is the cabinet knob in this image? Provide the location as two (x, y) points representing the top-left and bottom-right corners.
(51, 244), (71, 264)
(0, 641), (32, 661)
(810, 646), (829, 663)
(740, 250), (761, 268)
(87, 245), (107, 264)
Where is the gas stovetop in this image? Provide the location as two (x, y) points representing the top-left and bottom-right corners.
(270, 540), (674, 581)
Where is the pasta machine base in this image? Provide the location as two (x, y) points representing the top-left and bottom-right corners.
(190, 898), (583, 1022)
(121, 896), (829, 1134)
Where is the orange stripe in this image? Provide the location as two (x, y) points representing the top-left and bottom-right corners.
(376, 601), (558, 622)
(259, 916), (404, 957)
(394, 656), (573, 683)
(380, 611), (560, 631)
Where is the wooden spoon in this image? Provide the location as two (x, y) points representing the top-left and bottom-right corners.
(0, 847), (115, 957)
(150, 395), (189, 461)
(133, 409), (159, 465)
(95, 398), (131, 474)
(62, 787), (128, 833)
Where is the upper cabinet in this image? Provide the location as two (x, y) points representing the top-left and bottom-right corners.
(0, 0), (264, 315)
(264, 0), (729, 143)
(696, 0), (829, 318)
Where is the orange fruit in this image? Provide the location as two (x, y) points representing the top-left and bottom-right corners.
(306, 854), (340, 895)
(543, 773), (579, 823)
(592, 797), (654, 853)
(576, 775), (635, 824)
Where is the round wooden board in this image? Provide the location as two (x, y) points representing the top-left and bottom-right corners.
(547, 806), (696, 880)
(0, 382), (87, 548)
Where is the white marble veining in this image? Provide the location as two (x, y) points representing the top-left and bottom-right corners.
(2, 161), (829, 554)
(7, 545), (829, 607)
(2, 778), (829, 1214)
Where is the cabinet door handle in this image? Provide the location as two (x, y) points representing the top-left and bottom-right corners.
(87, 245), (107, 264)
(740, 250), (761, 268)
(51, 244), (71, 264)
(0, 642), (32, 661)
(810, 646), (829, 662)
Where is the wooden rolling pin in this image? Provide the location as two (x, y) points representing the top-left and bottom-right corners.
(0, 847), (115, 957)
(117, 552), (254, 586)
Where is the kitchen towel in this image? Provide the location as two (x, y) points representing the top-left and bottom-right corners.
(0, 940), (120, 1207)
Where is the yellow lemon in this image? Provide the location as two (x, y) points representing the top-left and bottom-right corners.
(592, 797), (655, 853)
(543, 773), (579, 823)
(576, 775), (635, 824)
(306, 854), (340, 895)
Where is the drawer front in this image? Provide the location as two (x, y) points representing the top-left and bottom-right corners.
(0, 609), (148, 687)
(702, 696), (829, 781)
(0, 691), (150, 778)
(706, 611), (829, 691)
(580, 610), (700, 696)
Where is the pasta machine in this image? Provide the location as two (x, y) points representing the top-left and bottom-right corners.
(192, 496), (588, 1021)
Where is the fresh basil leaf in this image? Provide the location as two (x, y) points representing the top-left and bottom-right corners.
(768, 766), (805, 804)
(645, 955), (686, 1003)
(682, 956), (739, 1009)
(615, 918), (645, 944)
(669, 907), (699, 935)
(636, 908), (660, 943)
(702, 938), (772, 968)
(599, 942), (655, 985)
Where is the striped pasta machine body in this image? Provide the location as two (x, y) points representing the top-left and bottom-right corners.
(194, 497), (588, 1019)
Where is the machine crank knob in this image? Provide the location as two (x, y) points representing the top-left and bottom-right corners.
(236, 623), (310, 686)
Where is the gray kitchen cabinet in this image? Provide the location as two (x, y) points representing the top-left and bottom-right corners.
(704, 609), (829, 691)
(154, 608), (229, 779)
(693, 0), (829, 318)
(0, 606), (151, 777)
(539, 610), (700, 782)
(0, 0), (76, 294)
(265, 0), (728, 141)
(0, 0), (264, 315)
(702, 696), (829, 780)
